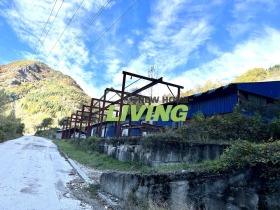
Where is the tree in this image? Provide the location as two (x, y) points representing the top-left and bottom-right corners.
(182, 79), (223, 97)
(58, 118), (68, 127)
(40, 117), (53, 130)
(0, 89), (10, 109)
(0, 89), (25, 141)
(234, 68), (268, 82)
(267, 65), (280, 79)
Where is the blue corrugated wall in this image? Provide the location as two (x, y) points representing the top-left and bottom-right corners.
(187, 87), (238, 118)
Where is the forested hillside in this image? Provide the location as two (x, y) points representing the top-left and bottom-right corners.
(0, 60), (91, 134)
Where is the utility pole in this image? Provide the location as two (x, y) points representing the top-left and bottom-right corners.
(148, 65), (157, 98)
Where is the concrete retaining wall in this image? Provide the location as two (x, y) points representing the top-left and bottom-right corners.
(100, 142), (228, 166)
(100, 168), (280, 209)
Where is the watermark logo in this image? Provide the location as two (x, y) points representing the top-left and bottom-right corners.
(106, 104), (188, 122)
(128, 96), (192, 104)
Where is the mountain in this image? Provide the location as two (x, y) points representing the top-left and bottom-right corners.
(0, 60), (91, 134)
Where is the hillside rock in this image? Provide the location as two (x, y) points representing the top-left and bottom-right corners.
(0, 60), (91, 134)
(7, 79), (21, 86)
(11, 63), (41, 73)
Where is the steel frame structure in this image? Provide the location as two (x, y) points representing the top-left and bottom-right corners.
(62, 71), (183, 139)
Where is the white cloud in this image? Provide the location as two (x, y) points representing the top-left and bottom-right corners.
(206, 44), (223, 57)
(0, 0), (8, 7)
(232, 0), (276, 20)
(126, 38), (134, 45)
(132, 29), (142, 36)
(171, 27), (280, 91)
(107, 59), (121, 74)
(123, 0), (212, 77)
(228, 0), (277, 38)
(0, 0), (111, 97)
(103, 0), (213, 97)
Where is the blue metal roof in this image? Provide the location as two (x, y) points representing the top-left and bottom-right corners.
(236, 81), (280, 99)
(184, 81), (280, 118)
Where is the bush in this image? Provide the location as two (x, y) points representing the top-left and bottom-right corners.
(218, 140), (280, 170)
(176, 106), (277, 142)
(268, 117), (280, 140)
(178, 112), (210, 141)
(104, 137), (140, 146)
(34, 127), (56, 138)
(0, 114), (25, 142)
(79, 135), (102, 152)
(0, 89), (25, 142)
(67, 135), (104, 153)
(142, 131), (183, 147)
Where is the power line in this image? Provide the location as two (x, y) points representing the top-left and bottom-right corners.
(56, 0), (111, 65)
(45, 0), (86, 60)
(107, 78), (142, 101)
(36, 0), (65, 58)
(69, 0), (140, 66)
(32, 0), (59, 60)
(126, 78), (141, 89)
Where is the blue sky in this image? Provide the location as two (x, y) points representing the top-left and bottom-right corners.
(0, 0), (280, 98)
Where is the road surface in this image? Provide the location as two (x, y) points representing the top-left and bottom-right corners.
(0, 136), (102, 210)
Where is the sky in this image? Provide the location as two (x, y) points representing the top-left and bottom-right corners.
(0, 0), (280, 98)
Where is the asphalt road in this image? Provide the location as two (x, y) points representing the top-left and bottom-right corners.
(0, 136), (101, 210)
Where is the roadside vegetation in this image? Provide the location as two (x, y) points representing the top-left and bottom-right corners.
(34, 117), (56, 138)
(171, 104), (280, 143)
(0, 89), (25, 142)
(54, 137), (280, 176)
(53, 139), (151, 172)
(156, 140), (280, 176)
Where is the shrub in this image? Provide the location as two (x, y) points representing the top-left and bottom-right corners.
(0, 114), (25, 141)
(141, 128), (183, 148)
(0, 89), (25, 141)
(218, 140), (280, 170)
(177, 106), (276, 142)
(268, 117), (280, 140)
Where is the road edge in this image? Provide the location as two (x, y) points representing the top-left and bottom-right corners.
(51, 139), (91, 183)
